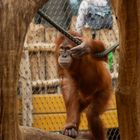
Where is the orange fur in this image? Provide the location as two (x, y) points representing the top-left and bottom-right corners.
(55, 31), (112, 140)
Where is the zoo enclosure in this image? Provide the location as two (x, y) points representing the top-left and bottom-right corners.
(18, 0), (119, 139)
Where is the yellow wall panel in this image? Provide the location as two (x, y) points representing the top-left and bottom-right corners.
(33, 94), (66, 113)
(32, 94), (116, 114)
(33, 110), (118, 131)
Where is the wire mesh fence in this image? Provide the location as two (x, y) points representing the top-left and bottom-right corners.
(18, 0), (120, 139)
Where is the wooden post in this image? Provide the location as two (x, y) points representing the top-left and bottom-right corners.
(0, 1), (48, 140)
(26, 22), (46, 81)
(19, 50), (33, 127)
(112, 0), (140, 139)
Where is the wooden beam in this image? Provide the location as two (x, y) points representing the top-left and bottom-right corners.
(32, 79), (61, 87)
(114, 0), (140, 140)
(25, 43), (55, 52)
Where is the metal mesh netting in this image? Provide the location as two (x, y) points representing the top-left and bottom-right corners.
(35, 0), (77, 29)
(18, 0), (120, 139)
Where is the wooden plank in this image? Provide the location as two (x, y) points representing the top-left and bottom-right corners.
(32, 79), (60, 87)
(19, 50), (33, 126)
(25, 43), (55, 52)
(45, 52), (58, 80)
(32, 110), (118, 131)
(29, 52), (39, 80)
(26, 22), (45, 44)
(38, 52), (46, 80)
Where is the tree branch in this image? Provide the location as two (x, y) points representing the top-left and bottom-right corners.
(21, 126), (88, 140)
